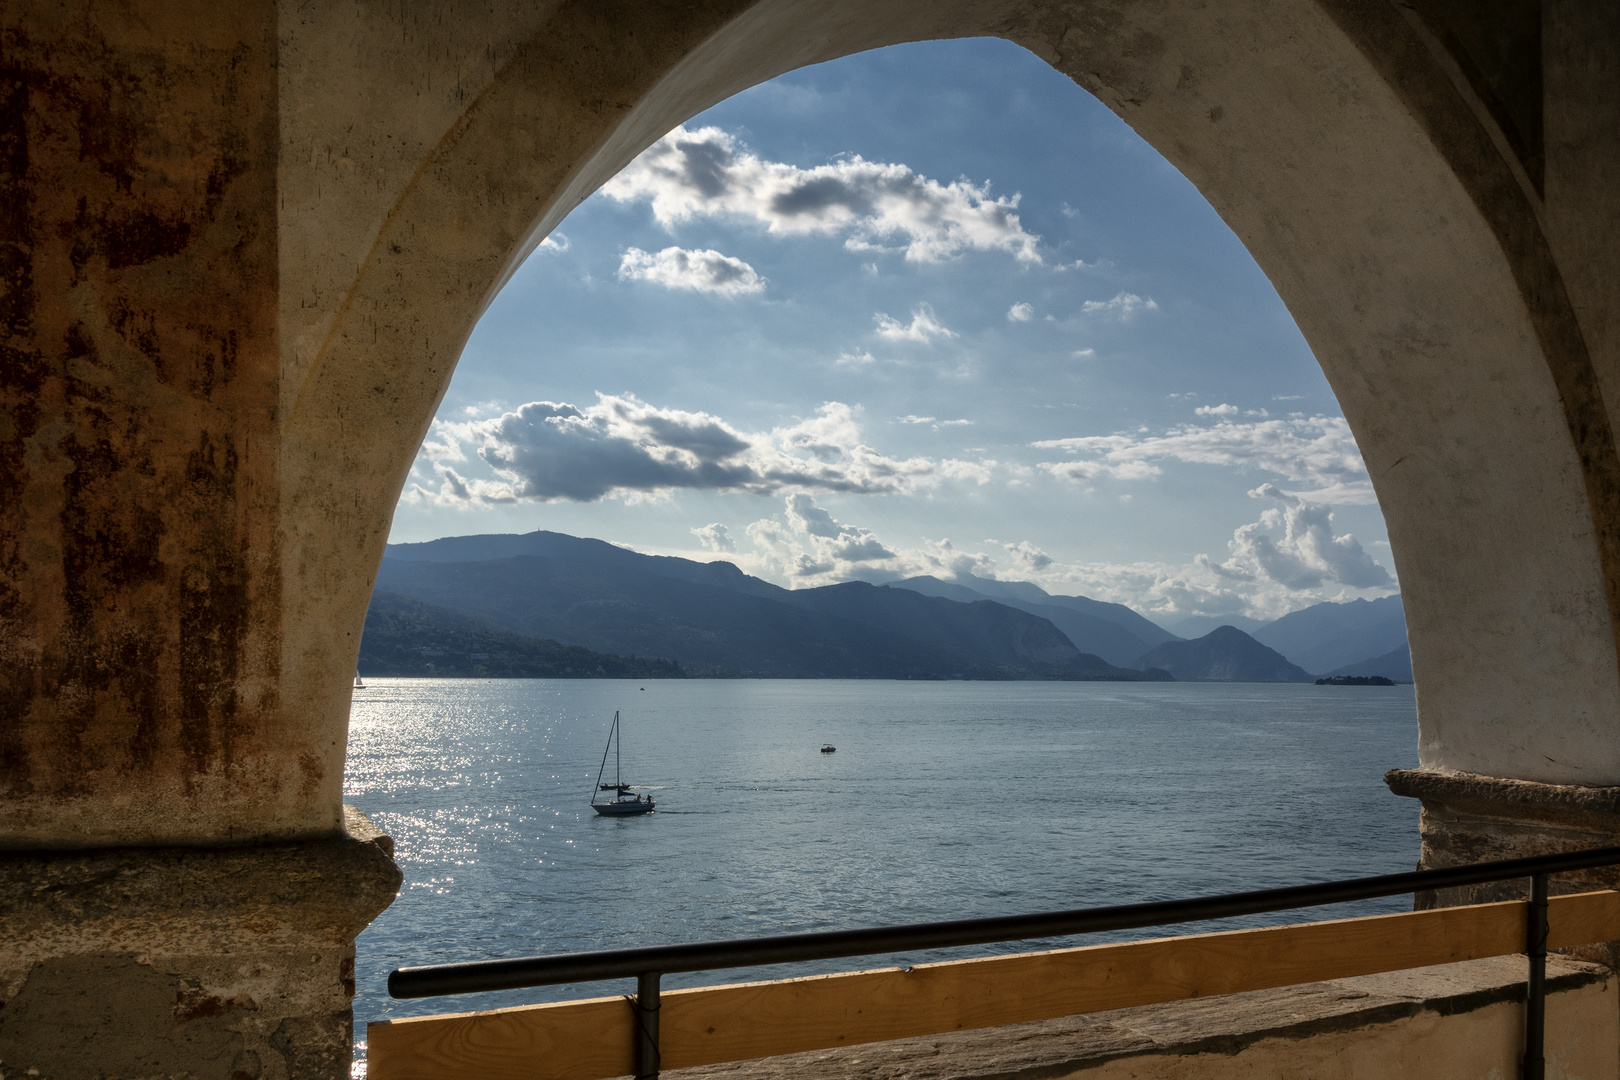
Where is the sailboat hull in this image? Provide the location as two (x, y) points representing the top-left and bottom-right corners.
(592, 800), (655, 816)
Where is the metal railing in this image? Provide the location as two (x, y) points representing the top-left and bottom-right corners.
(389, 845), (1620, 1080)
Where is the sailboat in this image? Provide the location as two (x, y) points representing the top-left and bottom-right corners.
(590, 711), (655, 816)
(354, 672), (366, 689)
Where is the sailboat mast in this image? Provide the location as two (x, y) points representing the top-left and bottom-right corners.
(616, 711), (622, 787)
(591, 711), (619, 802)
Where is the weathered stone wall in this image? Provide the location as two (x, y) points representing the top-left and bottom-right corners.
(0, 0), (331, 848)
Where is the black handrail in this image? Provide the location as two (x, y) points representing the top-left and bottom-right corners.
(388, 844), (1620, 1079)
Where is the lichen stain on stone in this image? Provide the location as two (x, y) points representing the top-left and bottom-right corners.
(297, 751), (324, 800)
(0, 53), (41, 804)
(173, 987), (258, 1023)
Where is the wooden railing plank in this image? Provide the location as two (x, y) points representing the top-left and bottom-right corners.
(1548, 888), (1620, 949)
(367, 993), (632, 1080)
(366, 890), (1620, 1080)
(658, 899), (1528, 1068)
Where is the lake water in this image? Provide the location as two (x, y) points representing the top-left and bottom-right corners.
(345, 678), (1420, 1069)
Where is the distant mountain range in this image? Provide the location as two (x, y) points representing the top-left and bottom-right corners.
(360, 591), (685, 678)
(891, 574), (1176, 667)
(378, 531), (1163, 681)
(1163, 613), (1267, 638)
(1134, 626), (1314, 682)
(1250, 596), (1407, 676)
(371, 529), (1413, 683)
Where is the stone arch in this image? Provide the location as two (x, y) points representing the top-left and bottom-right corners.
(278, 0), (1620, 818)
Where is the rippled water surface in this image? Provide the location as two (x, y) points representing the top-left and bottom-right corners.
(346, 678), (1418, 1067)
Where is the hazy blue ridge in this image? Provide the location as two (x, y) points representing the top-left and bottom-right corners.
(1133, 625), (1314, 682)
(1164, 613), (1267, 638)
(1323, 645), (1414, 683)
(891, 575), (1158, 665)
(359, 590), (684, 678)
(939, 573), (1180, 647)
(1250, 596), (1407, 674)
(377, 534), (1167, 681)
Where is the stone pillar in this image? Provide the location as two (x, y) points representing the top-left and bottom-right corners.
(0, 809), (400, 1077)
(0, 4), (399, 1076)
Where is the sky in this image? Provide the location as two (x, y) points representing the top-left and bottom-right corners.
(391, 38), (1398, 625)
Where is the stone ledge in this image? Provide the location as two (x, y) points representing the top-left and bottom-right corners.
(672, 956), (1607, 1080)
(0, 804), (401, 958)
(1386, 767), (1620, 830)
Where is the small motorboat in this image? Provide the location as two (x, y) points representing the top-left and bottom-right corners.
(820, 744), (836, 753)
(590, 711), (655, 816)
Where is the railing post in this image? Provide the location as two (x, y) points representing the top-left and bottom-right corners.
(636, 970), (661, 1080)
(1524, 872), (1548, 1080)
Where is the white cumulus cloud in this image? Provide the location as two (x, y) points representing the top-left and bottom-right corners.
(1007, 302), (1034, 322)
(618, 246), (764, 295)
(899, 415), (973, 431)
(403, 396), (995, 506)
(691, 522), (737, 553)
(1005, 540), (1054, 572)
(1195, 403), (1239, 417)
(875, 304), (957, 343)
(1032, 415), (1372, 502)
(1081, 291), (1159, 318)
(1214, 486), (1391, 590)
(602, 124), (1041, 264)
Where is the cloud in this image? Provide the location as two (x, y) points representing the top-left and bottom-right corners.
(1216, 486), (1391, 590)
(899, 415), (973, 431)
(835, 349), (877, 366)
(1195, 403), (1238, 417)
(1007, 302), (1034, 322)
(741, 496), (901, 583)
(1004, 540), (1053, 572)
(1038, 460), (1105, 482)
(1072, 348), (1096, 359)
(404, 395), (995, 505)
(1032, 415), (1373, 501)
(740, 502), (1048, 588)
(1055, 257), (1115, 274)
(691, 523), (736, 553)
(1037, 459), (1162, 483)
(1081, 291), (1159, 318)
(602, 124), (1041, 264)
(618, 246), (764, 295)
(539, 232), (570, 252)
(726, 496), (1392, 618)
(874, 304), (957, 343)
